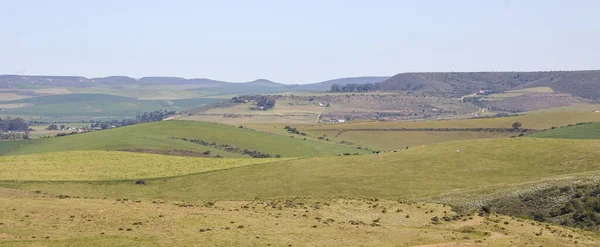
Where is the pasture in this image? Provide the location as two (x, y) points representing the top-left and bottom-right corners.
(3, 193), (597, 246)
(529, 123), (600, 139)
(0, 151), (284, 181)
(4, 138), (600, 202)
(0, 120), (363, 158)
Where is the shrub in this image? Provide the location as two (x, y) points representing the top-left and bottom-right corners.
(512, 121), (522, 130)
(135, 180), (146, 185)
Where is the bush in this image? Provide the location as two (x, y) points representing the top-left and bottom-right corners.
(135, 180), (146, 185)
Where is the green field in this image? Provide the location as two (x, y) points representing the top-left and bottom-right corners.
(0, 120), (363, 158)
(4, 138), (599, 202)
(529, 123), (600, 139)
(0, 93), (225, 118)
(0, 151), (285, 181)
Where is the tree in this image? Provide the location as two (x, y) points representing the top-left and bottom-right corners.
(46, 124), (59, 130)
(512, 121), (522, 130)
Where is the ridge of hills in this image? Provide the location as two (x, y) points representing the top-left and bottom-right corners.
(3, 70), (599, 100)
(0, 74), (387, 91)
(380, 70), (600, 99)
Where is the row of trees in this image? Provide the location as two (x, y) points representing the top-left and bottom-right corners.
(0, 117), (29, 132)
(330, 83), (381, 93)
(90, 110), (176, 130)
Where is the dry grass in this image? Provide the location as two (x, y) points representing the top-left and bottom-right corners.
(1, 193), (597, 246)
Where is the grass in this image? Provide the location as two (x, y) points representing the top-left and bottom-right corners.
(4, 138), (600, 202)
(0, 151), (285, 181)
(0, 120), (363, 158)
(5, 194), (596, 247)
(528, 123), (600, 139)
(301, 111), (600, 130)
(307, 130), (514, 150)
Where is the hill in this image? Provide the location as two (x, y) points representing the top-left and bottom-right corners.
(379, 70), (600, 99)
(296, 76), (390, 91)
(528, 123), (600, 139)
(0, 151), (283, 181)
(0, 120), (363, 158)
(3, 194), (596, 246)
(5, 138), (599, 202)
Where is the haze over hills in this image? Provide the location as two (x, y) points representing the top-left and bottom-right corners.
(2, 70), (599, 99)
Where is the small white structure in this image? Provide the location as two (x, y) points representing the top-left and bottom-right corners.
(318, 102), (325, 107)
(337, 119), (346, 123)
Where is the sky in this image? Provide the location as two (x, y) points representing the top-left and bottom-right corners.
(1, 0), (599, 84)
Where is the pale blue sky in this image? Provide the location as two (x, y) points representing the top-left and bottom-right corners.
(1, 0), (598, 84)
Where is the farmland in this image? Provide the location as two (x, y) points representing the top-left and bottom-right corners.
(0, 120), (363, 158)
(0, 93), (225, 118)
(4, 138), (600, 202)
(528, 123), (600, 139)
(2, 138), (600, 246)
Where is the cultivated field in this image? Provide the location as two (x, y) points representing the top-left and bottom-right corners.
(0, 120), (363, 158)
(300, 111), (600, 131)
(529, 123), (600, 139)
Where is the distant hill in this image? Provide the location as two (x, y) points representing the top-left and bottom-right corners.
(379, 70), (600, 99)
(296, 76), (390, 91)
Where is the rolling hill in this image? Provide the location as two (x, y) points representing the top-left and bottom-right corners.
(0, 120), (363, 158)
(5, 138), (600, 202)
(295, 76), (390, 91)
(379, 70), (600, 99)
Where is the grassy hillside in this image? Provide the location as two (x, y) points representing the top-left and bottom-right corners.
(0, 151), (284, 181)
(0, 121), (363, 158)
(528, 123), (600, 139)
(4, 194), (597, 246)
(5, 138), (600, 202)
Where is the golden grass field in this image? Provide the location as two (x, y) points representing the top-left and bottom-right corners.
(0, 151), (286, 181)
(2, 190), (598, 246)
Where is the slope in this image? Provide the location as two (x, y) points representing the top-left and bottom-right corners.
(528, 123), (600, 139)
(0, 151), (284, 181)
(0, 120), (363, 158)
(6, 138), (600, 202)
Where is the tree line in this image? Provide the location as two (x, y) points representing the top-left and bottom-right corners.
(90, 110), (176, 130)
(330, 83), (381, 93)
(0, 117), (29, 132)
(232, 95), (276, 110)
